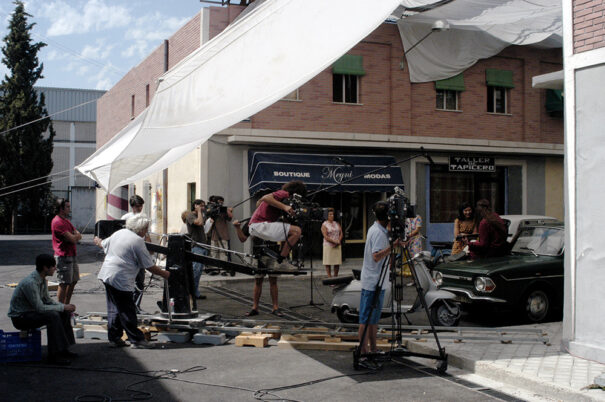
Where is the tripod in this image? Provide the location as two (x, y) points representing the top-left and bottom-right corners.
(291, 220), (323, 310)
(353, 234), (448, 373)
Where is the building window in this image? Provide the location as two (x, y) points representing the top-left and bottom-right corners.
(187, 182), (196, 210)
(145, 84), (150, 107)
(435, 73), (464, 111)
(436, 89), (460, 111)
(332, 54), (365, 104)
(282, 88), (300, 101)
(333, 74), (359, 103)
(486, 69), (514, 114)
(487, 86), (508, 114)
(131, 94), (135, 119)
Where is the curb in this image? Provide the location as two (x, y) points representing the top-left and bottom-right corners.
(405, 340), (603, 402)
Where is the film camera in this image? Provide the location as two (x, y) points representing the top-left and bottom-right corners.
(285, 194), (332, 224)
(205, 202), (228, 220)
(387, 187), (415, 239)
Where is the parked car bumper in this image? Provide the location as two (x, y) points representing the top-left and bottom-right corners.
(441, 287), (507, 304)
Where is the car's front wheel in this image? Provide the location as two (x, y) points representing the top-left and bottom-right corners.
(336, 306), (358, 324)
(523, 288), (550, 322)
(430, 300), (461, 327)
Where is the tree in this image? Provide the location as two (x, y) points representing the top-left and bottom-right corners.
(0, 1), (55, 234)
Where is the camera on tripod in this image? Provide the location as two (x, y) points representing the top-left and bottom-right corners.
(387, 187), (415, 240)
(285, 194), (332, 224)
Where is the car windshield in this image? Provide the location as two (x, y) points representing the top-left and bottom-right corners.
(511, 227), (564, 256)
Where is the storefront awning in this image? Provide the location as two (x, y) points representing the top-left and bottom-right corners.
(248, 151), (405, 195)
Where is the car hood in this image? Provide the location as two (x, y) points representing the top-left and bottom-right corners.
(435, 255), (561, 277)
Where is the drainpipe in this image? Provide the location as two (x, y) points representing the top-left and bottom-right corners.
(162, 39), (169, 235)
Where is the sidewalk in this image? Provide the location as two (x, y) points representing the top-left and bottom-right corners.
(406, 321), (605, 401)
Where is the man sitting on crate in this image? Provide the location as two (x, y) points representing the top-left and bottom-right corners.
(8, 254), (77, 365)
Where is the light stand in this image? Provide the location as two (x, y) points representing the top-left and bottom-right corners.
(291, 220), (324, 310)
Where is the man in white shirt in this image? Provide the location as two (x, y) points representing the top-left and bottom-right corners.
(94, 214), (170, 349)
(121, 195), (147, 312)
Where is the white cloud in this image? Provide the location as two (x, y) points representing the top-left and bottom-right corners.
(120, 12), (189, 60)
(41, 0), (131, 36)
(81, 39), (113, 60)
(91, 62), (116, 90)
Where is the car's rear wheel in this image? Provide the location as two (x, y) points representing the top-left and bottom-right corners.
(523, 288), (550, 322)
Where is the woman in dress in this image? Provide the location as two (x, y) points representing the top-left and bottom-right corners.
(451, 202), (478, 255)
(405, 213), (424, 255)
(321, 208), (343, 277)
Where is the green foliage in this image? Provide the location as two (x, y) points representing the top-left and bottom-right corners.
(0, 1), (55, 233)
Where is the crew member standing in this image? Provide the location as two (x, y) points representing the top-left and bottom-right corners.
(94, 214), (170, 348)
(121, 195), (148, 313)
(51, 198), (81, 305)
(186, 200), (213, 299)
(358, 201), (399, 370)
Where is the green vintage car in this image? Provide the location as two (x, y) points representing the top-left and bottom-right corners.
(432, 224), (564, 323)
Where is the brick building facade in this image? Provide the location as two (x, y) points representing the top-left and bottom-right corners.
(97, 5), (563, 256)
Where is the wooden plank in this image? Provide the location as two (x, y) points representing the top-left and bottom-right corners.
(277, 339), (391, 352)
(235, 334), (271, 348)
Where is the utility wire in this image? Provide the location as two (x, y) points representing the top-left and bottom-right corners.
(0, 174), (69, 198)
(0, 98), (98, 136)
(0, 167), (74, 192)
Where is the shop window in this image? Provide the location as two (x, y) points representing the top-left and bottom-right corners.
(429, 164), (506, 223)
(332, 54), (365, 104)
(436, 89), (460, 111)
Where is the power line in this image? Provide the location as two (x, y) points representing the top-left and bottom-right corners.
(0, 98), (98, 136)
(0, 175), (69, 198)
(0, 167), (74, 192)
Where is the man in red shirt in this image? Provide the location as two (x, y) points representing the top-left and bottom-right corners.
(51, 199), (81, 304)
(245, 180), (305, 317)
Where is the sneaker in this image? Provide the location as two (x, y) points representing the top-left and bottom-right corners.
(110, 339), (129, 348)
(357, 357), (379, 371)
(131, 340), (155, 349)
(274, 260), (298, 272)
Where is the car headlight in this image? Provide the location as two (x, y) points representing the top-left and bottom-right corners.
(433, 271), (443, 286)
(474, 276), (496, 293)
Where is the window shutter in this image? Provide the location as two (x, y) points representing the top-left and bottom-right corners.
(435, 73), (465, 91)
(486, 69), (514, 88)
(332, 54), (365, 76)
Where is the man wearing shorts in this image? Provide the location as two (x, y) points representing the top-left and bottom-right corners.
(358, 201), (399, 369)
(51, 198), (81, 305)
(243, 180), (306, 317)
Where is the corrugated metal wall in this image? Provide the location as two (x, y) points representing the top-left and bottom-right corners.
(36, 87), (105, 122)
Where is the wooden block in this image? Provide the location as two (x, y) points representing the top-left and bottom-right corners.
(324, 337), (341, 343)
(280, 334), (308, 342)
(255, 325), (281, 339)
(6, 283), (18, 288)
(47, 281), (58, 291)
(235, 334), (271, 348)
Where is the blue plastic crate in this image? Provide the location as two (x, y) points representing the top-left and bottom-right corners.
(0, 329), (42, 363)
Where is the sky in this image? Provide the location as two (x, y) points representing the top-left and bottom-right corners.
(0, 0), (213, 91)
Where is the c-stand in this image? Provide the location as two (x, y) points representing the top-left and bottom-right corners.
(353, 232), (448, 374)
(290, 220), (324, 310)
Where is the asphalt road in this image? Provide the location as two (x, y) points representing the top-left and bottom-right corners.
(0, 235), (537, 402)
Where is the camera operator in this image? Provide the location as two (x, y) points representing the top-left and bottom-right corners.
(358, 201), (401, 370)
(206, 195), (233, 275)
(186, 199), (213, 299)
(248, 180), (306, 271)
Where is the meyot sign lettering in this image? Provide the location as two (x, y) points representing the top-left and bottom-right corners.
(449, 156), (495, 172)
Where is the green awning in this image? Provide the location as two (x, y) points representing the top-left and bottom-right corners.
(486, 69), (514, 88)
(435, 74), (465, 91)
(545, 89), (564, 115)
(332, 54), (365, 76)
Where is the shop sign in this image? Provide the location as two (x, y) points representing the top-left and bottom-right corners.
(449, 156), (495, 172)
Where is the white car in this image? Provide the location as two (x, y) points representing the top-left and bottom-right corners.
(500, 215), (560, 240)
